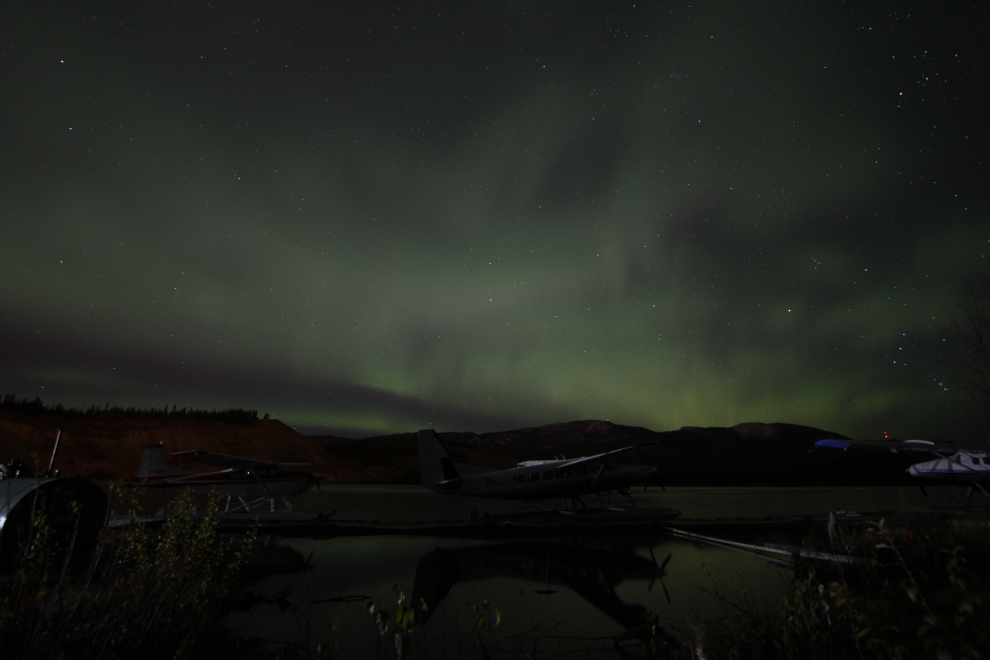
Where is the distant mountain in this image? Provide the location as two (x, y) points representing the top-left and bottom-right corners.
(0, 404), (922, 487)
(313, 420), (922, 486)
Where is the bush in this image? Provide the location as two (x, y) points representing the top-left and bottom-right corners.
(692, 516), (990, 660)
(0, 490), (254, 660)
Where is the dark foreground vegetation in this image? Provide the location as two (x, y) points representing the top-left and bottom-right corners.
(0, 392), (259, 425)
(2, 498), (987, 659)
(0, 491), (254, 660)
(678, 516), (990, 660)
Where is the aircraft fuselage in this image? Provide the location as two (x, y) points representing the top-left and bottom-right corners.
(426, 459), (655, 500)
(908, 452), (990, 480)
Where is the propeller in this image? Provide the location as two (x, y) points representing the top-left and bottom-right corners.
(647, 545), (673, 602)
(646, 467), (665, 491)
(918, 483), (928, 497)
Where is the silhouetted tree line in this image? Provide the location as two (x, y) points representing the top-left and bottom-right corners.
(0, 393), (258, 425)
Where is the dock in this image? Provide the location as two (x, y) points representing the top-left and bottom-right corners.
(215, 506), (685, 538)
(106, 504), (986, 539)
(108, 504), (987, 541)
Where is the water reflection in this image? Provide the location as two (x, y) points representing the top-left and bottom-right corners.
(225, 485), (941, 655)
(226, 534), (792, 657)
(413, 540), (672, 632)
(231, 543), (315, 614)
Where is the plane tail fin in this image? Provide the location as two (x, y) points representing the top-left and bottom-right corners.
(136, 444), (194, 479)
(418, 429), (461, 493)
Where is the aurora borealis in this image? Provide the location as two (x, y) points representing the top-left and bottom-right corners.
(1, 3), (987, 439)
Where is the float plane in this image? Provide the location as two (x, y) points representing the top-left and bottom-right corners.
(131, 444), (324, 512)
(418, 429), (659, 508)
(813, 438), (990, 506)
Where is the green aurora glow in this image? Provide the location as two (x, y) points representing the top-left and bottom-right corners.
(1, 2), (987, 439)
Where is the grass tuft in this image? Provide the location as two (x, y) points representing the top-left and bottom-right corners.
(0, 489), (254, 660)
(686, 516), (990, 660)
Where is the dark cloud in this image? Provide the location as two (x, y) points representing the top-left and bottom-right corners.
(1, 1), (987, 440)
(530, 120), (626, 211)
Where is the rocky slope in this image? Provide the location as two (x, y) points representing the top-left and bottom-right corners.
(0, 409), (358, 482)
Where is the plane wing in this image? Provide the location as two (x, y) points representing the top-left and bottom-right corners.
(555, 441), (662, 468)
(170, 450), (310, 472)
(812, 438), (963, 454)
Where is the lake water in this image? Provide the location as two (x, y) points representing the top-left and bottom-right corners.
(224, 485), (962, 657)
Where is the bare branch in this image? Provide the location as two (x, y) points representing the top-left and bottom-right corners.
(949, 272), (990, 421)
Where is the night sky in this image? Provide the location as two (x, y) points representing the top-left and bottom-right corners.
(2, 2), (987, 439)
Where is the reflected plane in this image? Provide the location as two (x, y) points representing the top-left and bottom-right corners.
(411, 540), (672, 631)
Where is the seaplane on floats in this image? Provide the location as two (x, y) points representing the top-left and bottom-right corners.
(130, 444), (324, 513)
(812, 438), (990, 506)
(418, 429), (659, 510)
